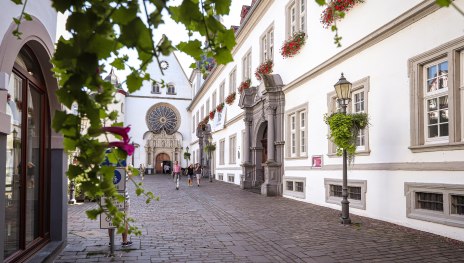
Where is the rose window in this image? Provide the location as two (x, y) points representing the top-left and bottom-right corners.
(146, 103), (180, 134)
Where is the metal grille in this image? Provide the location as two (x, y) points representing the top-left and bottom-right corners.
(228, 175), (234, 183)
(295, 182), (304, 192)
(451, 195), (464, 215)
(286, 181), (293, 191)
(348, 186), (362, 200)
(416, 192), (443, 211)
(330, 185), (342, 197)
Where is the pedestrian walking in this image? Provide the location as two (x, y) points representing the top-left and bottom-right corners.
(194, 163), (202, 187)
(173, 161), (181, 190)
(187, 164), (194, 186)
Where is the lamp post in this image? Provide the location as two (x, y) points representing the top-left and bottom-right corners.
(334, 73), (353, 225)
(206, 137), (213, 182)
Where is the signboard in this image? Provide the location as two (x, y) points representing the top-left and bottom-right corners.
(113, 168), (126, 192)
(312, 155), (323, 168)
(100, 196), (126, 229)
(212, 107), (226, 132)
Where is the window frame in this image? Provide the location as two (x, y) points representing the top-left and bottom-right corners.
(227, 173), (235, 183)
(327, 76), (370, 157)
(212, 90), (217, 110)
(219, 81), (225, 104)
(405, 182), (464, 228)
(409, 36), (464, 152)
(229, 68), (237, 95)
(324, 178), (367, 210)
(260, 24), (274, 63)
(286, 103), (308, 159)
(229, 134), (237, 164)
(219, 139), (225, 165)
(283, 177), (306, 199)
(286, 0), (307, 38)
(151, 83), (161, 94)
(166, 83), (176, 95)
(242, 49), (252, 81)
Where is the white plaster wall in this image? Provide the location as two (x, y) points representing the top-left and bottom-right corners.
(1, 1), (57, 43)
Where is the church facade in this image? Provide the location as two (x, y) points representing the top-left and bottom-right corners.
(187, 0), (464, 242)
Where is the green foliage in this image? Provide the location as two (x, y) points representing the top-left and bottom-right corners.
(324, 112), (369, 162)
(184, 152), (191, 161)
(204, 144), (216, 153)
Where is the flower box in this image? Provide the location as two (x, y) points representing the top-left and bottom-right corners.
(255, 60), (273, 81)
(209, 110), (216, 120)
(280, 31), (306, 58)
(216, 102), (225, 113)
(238, 79), (251, 94)
(321, 0), (364, 28)
(225, 92), (236, 105)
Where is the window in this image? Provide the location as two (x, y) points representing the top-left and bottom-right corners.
(283, 177), (306, 199)
(192, 116), (195, 131)
(409, 37), (464, 152)
(327, 77), (370, 156)
(152, 83), (161, 94)
(121, 102), (124, 113)
(196, 111), (199, 128)
(167, 83), (175, 94)
(229, 68), (237, 95)
(218, 173), (224, 181)
(286, 104), (308, 158)
(229, 135), (237, 164)
(286, 0), (307, 37)
(300, 111), (306, 154)
(228, 174), (235, 183)
(219, 139), (225, 165)
(405, 182), (464, 227)
(242, 50), (252, 81)
(219, 81), (225, 103)
(206, 99), (210, 115)
(212, 90), (217, 110)
(324, 179), (367, 210)
(261, 26), (274, 62)
(201, 105), (205, 120)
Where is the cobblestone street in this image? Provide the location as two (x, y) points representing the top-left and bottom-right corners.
(56, 175), (464, 263)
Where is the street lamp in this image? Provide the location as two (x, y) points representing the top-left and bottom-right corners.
(334, 73), (352, 225)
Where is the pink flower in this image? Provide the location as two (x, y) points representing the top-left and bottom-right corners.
(102, 126), (131, 143)
(108, 141), (135, 156)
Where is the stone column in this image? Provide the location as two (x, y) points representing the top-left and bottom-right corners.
(267, 106), (275, 162)
(243, 118), (251, 164)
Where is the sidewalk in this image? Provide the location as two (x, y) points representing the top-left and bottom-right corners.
(56, 175), (464, 262)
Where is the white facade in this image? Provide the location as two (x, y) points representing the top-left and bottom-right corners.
(125, 53), (192, 169)
(188, 0), (464, 241)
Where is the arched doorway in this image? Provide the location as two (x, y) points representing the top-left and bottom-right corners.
(155, 153), (170, 174)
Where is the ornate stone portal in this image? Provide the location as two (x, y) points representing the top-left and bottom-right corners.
(239, 74), (285, 196)
(144, 103), (183, 172)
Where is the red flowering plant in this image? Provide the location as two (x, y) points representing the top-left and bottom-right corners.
(103, 125), (135, 156)
(255, 60), (273, 81)
(209, 109), (216, 120)
(321, 0), (364, 28)
(238, 79), (251, 94)
(280, 31), (306, 58)
(225, 92), (236, 105)
(216, 102), (225, 113)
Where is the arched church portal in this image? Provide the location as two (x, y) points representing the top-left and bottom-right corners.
(155, 153), (170, 174)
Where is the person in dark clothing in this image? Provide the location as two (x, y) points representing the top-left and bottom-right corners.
(187, 164), (194, 186)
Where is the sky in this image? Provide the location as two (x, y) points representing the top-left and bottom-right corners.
(56, 0), (245, 83)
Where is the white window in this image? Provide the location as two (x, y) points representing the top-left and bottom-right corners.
(227, 174), (235, 183)
(290, 114), (296, 156)
(212, 90), (217, 109)
(261, 27), (274, 62)
(327, 77), (370, 156)
(206, 99), (210, 115)
(152, 83), (160, 94)
(229, 135), (236, 164)
(409, 38), (464, 152)
(219, 82), (225, 104)
(192, 116), (195, 131)
(201, 105), (205, 120)
(300, 111), (306, 154)
(196, 111), (199, 127)
(242, 50), (252, 81)
(325, 179), (367, 210)
(283, 177), (306, 199)
(424, 60), (449, 143)
(287, 0), (307, 37)
(229, 68), (237, 95)
(219, 139), (225, 165)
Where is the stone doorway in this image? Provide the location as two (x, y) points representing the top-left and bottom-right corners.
(155, 153), (170, 174)
(239, 74), (285, 196)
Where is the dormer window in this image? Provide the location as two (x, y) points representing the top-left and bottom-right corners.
(167, 84), (176, 95)
(152, 83), (161, 94)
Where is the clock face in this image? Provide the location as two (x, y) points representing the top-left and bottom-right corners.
(145, 103), (180, 134)
(160, 60), (169, 70)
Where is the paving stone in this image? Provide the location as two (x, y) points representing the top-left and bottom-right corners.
(56, 175), (464, 262)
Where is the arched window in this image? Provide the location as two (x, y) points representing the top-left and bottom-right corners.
(152, 83), (160, 94)
(4, 45), (50, 260)
(167, 83), (176, 95)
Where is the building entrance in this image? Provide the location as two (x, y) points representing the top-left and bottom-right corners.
(155, 153), (170, 174)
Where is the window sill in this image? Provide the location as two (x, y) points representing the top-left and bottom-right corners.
(326, 196), (365, 210)
(409, 142), (464, 153)
(166, 93), (177, 95)
(285, 156), (308, 160)
(327, 150), (371, 158)
(151, 92), (161, 94)
(407, 210), (464, 228)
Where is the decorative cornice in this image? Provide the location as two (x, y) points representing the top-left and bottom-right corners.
(285, 161), (464, 171)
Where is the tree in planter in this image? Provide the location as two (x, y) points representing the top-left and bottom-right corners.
(183, 147), (191, 167)
(324, 112), (369, 162)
